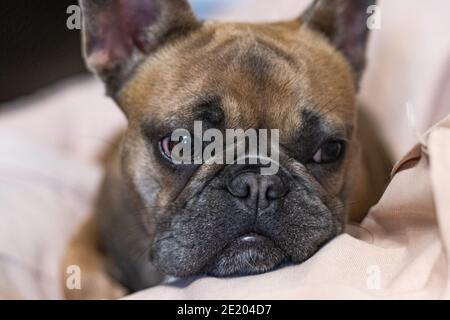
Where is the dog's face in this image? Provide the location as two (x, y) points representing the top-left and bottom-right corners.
(81, 0), (374, 277)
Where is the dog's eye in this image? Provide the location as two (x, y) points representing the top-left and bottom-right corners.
(160, 136), (175, 161)
(312, 141), (344, 164)
(159, 135), (193, 162)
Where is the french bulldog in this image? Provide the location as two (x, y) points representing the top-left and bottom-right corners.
(63, 0), (391, 299)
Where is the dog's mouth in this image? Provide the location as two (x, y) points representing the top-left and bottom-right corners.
(204, 232), (288, 277)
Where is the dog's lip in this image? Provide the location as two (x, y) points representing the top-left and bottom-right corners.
(204, 232), (287, 277)
(238, 232), (266, 242)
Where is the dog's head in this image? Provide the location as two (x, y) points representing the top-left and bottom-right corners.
(81, 0), (375, 277)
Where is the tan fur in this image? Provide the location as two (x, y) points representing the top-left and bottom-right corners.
(62, 217), (126, 300)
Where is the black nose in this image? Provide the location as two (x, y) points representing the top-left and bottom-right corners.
(227, 172), (287, 210)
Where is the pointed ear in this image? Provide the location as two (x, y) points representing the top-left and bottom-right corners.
(301, 0), (376, 85)
(79, 0), (199, 95)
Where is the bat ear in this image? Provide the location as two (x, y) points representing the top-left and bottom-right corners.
(301, 0), (376, 85)
(79, 0), (198, 95)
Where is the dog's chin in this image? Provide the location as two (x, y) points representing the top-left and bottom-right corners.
(205, 233), (287, 277)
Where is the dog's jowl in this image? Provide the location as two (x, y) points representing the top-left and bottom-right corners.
(63, 0), (391, 299)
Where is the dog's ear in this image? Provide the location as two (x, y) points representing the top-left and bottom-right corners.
(79, 0), (198, 95)
(301, 0), (376, 85)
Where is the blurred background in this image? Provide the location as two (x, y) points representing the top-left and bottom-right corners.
(0, 0), (304, 103)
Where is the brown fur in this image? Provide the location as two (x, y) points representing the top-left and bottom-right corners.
(118, 20), (374, 218)
(62, 1), (391, 299)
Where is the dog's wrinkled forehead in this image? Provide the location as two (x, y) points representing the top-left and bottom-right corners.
(119, 23), (355, 139)
(80, 0), (374, 134)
